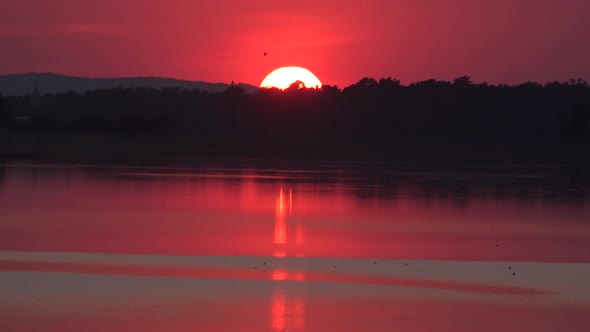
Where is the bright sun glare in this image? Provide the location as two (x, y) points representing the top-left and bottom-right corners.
(261, 67), (322, 90)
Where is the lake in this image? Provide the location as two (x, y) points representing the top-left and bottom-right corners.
(0, 160), (589, 331)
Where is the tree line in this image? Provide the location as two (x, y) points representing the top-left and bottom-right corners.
(0, 76), (589, 148)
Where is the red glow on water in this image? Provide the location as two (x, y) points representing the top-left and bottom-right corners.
(0, 166), (589, 262)
(270, 272), (305, 331)
(271, 270), (288, 281)
(271, 287), (305, 332)
(274, 188), (287, 245)
(271, 290), (286, 331)
(0, 259), (545, 296)
(1, 164), (589, 332)
(274, 187), (304, 258)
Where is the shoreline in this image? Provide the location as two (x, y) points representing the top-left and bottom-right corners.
(1, 130), (589, 165)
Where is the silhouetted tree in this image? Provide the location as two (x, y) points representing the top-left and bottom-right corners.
(2, 77), (590, 158)
(563, 102), (590, 146)
(453, 75), (473, 87)
(378, 77), (401, 88)
(0, 94), (11, 128)
(286, 80), (306, 91)
(568, 78), (589, 87)
(321, 84), (340, 94)
(344, 77), (378, 93)
(223, 84), (245, 96)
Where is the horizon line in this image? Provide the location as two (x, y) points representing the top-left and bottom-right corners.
(1, 72), (589, 89)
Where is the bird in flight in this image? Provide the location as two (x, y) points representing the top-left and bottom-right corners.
(264, 51), (267, 56)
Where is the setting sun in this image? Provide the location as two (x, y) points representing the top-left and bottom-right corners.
(261, 67), (322, 90)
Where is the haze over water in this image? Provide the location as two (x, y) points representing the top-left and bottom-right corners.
(0, 160), (589, 331)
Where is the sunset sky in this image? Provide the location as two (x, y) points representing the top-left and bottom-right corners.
(1, 0), (589, 87)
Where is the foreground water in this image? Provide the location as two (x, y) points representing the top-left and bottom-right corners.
(0, 160), (589, 331)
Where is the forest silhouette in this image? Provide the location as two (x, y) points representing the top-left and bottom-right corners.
(0, 76), (589, 161)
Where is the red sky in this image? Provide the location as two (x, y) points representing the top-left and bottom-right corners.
(1, 0), (589, 87)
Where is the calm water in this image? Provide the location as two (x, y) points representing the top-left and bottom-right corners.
(0, 160), (589, 331)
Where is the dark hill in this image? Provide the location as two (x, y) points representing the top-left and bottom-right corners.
(0, 73), (259, 96)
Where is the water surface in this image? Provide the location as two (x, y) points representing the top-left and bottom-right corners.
(0, 160), (589, 331)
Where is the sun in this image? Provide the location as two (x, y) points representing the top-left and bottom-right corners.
(261, 67), (322, 90)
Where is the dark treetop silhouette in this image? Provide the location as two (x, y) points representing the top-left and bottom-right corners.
(0, 76), (589, 162)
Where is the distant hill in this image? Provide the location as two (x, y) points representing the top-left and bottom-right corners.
(0, 73), (259, 96)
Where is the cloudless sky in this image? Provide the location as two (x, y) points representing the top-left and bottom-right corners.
(1, 0), (589, 87)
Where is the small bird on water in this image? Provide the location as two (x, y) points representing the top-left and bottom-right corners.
(264, 51), (267, 56)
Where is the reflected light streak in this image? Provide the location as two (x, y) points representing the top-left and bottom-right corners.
(272, 270), (288, 281)
(271, 289), (286, 332)
(289, 189), (293, 216)
(294, 301), (305, 331)
(296, 224), (303, 245)
(274, 188), (287, 245)
(274, 187), (306, 257)
(274, 187), (287, 257)
(273, 250), (287, 258)
(294, 272), (305, 281)
(270, 282), (305, 332)
(270, 188), (306, 331)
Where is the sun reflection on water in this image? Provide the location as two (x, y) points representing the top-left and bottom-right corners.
(274, 187), (305, 258)
(271, 187), (306, 331)
(274, 188), (287, 257)
(271, 289), (287, 331)
(271, 284), (305, 332)
(272, 270), (288, 281)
